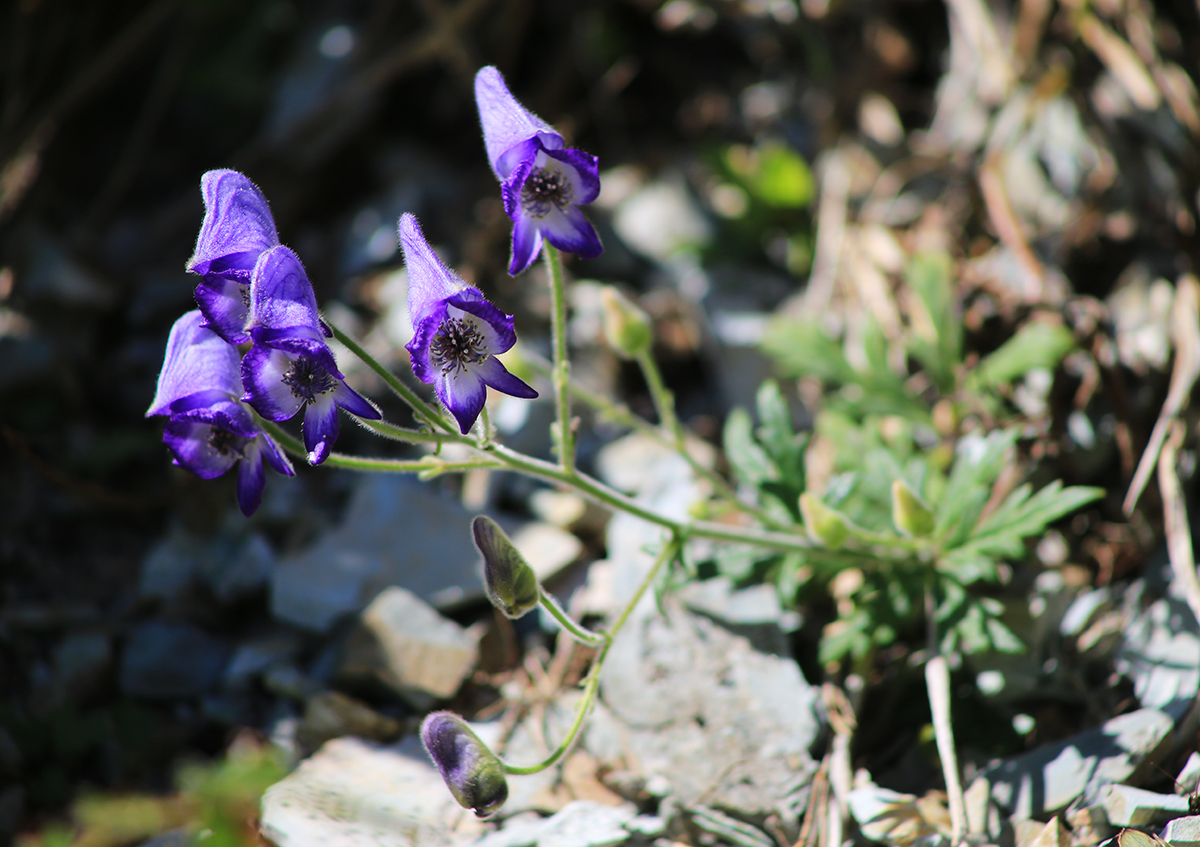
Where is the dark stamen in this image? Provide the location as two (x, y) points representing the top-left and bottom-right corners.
(521, 166), (573, 219)
(431, 317), (488, 377)
(282, 357), (338, 402)
(208, 427), (243, 457)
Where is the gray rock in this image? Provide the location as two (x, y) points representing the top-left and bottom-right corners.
(976, 708), (1175, 820)
(1162, 815), (1200, 846)
(119, 621), (230, 699)
(261, 735), (487, 847)
(679, 576), (800, 656)
(50, 630), (111, 704)
(472, 801), (637, 847)
(336, 586), (479, 708)
(201, 531), (275, 603)
(138, 528), (204, 602)
(598, 601), (821, 835)
(611, 174), (710, 263)
(295, 691), (404, 751)
(1101, 785), (1192, 827)
(224, 631), (304, 689)
(270, 475), (483, 632)
(1115, 580), (1200, 714)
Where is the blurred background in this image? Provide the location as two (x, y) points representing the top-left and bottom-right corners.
(2, 0), (1200, 843)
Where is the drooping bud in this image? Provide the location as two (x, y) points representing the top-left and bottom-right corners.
(472, 515), (541, 619)
(891, 480), (935, 537)
(799, 492), (850, 549)
(420, 711), (508, 817)
(600, 287), (652, 359)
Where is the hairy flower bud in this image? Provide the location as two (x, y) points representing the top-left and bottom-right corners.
(421, 711), (508, 817)
(473, 515), (541, 619)
(891, 480), (935, 537)
(600, 287), (652, 359)
(799, 492), (850, 549)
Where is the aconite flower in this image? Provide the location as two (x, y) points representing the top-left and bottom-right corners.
(474, 66), (601, 275)
(239, 245), (380, 465)
(473, 515), (540, 618)
(187, 170), (280, 345)
(399, 214), (536, 434)
(147, 310), (293, 515)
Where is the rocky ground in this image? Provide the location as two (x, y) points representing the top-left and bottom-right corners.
(2, 0), (1200, 846)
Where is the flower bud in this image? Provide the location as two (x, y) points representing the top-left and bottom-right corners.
(472, 515), (540, 619)
(420, 711), (508, 817)
(891, 480), (935, 537)
(600, 287), (652, 359)
(799, 493), (850, 549)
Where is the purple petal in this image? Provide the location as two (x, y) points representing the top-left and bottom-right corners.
(193, 275), (251, 345)
(475, 356), (537, 399)
(250, 246), (322, 332)
(235, 443), (268, 515)
(332, 380), (381, 420)
(406, 307), (447, 385)
(162, 419), (240, 479)
(148, 311), (243, 417)
(437, 366), (487, 434)
(168, 393), (260, 438)
(187, 170), (279, 278)
(241, 345), (306, 422)
(398, 214), (469, 326)
(540, 205), (603, 259)
(303, 395), (340, 464)
(544, 147), (601, 206)
(508, 212), (543, 276)
(500, 156), (535, 221)
(447, 292), (516, 354)
(474, 67), (557, 179)
(258, 432), (296, 477)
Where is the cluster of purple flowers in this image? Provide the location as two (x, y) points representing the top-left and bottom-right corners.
(149, 66), (602, 520)
(148, 171), (380, 515)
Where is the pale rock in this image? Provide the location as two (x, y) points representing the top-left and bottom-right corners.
(472, 801), (637, 847)
(336, 586), (479, 708)
(1101, 785), (1191, 827)
(260, 735), (486, 847)
(1161, 815), (1200, 846)
(295, 691), (404, 751)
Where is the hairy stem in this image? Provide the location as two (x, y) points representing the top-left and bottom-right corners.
(544, 244), (574, 474)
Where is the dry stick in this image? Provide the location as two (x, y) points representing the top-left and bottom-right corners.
(1124, 275), (1200, 515)
(925, 584), (966, 845)
(1158, 421), (1200, 629)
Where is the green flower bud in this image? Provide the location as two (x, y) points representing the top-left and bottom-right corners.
(799, 492), (850, 549)
(420, 711), (508, 817)
(600, 287), (652, 359)
(891, 480), (935, 537)
(472, 515), (541, 619)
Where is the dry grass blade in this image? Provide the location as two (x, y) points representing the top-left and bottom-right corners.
(926, 655), (966, 845)
(1123, 275), (1200, 515)
(1077, 14), (1161, 110)
(1158, 421), (1200, 629)
(802, 150), (850, 316)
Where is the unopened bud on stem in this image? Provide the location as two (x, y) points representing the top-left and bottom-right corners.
(421, 711), (508, 817)
(891, 480), (935, 537)
(473, 515), (540, 618)
(600, 287), (652, 359)
(799, 492), (850, 549)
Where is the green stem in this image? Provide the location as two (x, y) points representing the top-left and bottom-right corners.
(524, 351), (783, 529)
(539, 591), (606, 647)
(327, 320), (452, 432)
(635, 348), (682, 450)
(358, 418), (464, 445)
(502, 539), (679, 775)
(544, 244), (574, 474)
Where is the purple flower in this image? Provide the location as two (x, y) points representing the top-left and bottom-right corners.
(240, 245), (380, 465)
(474, 66), (602, 275)
(147, 310), (294, 516)
(420, 711), (508, 817)
(399, 214), (537, 434)
(186, 170), (280, 345)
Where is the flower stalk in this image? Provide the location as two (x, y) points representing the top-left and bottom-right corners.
(544, 243), (574, 474)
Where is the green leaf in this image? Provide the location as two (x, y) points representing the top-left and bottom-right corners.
(723, 407), (775, 487)
(905, 252), (961, 391)
(969, 322), (1076, 390)
(934, 430), (1020, 546)
(762, 318), (857, 384)
(724, 141), (815, 208)
(958, 481), (1104, 560)
(755, 380), (806, 492)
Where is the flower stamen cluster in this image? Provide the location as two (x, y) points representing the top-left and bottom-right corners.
(430, 316), (488, 377)
(521, 165), (573, 218)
